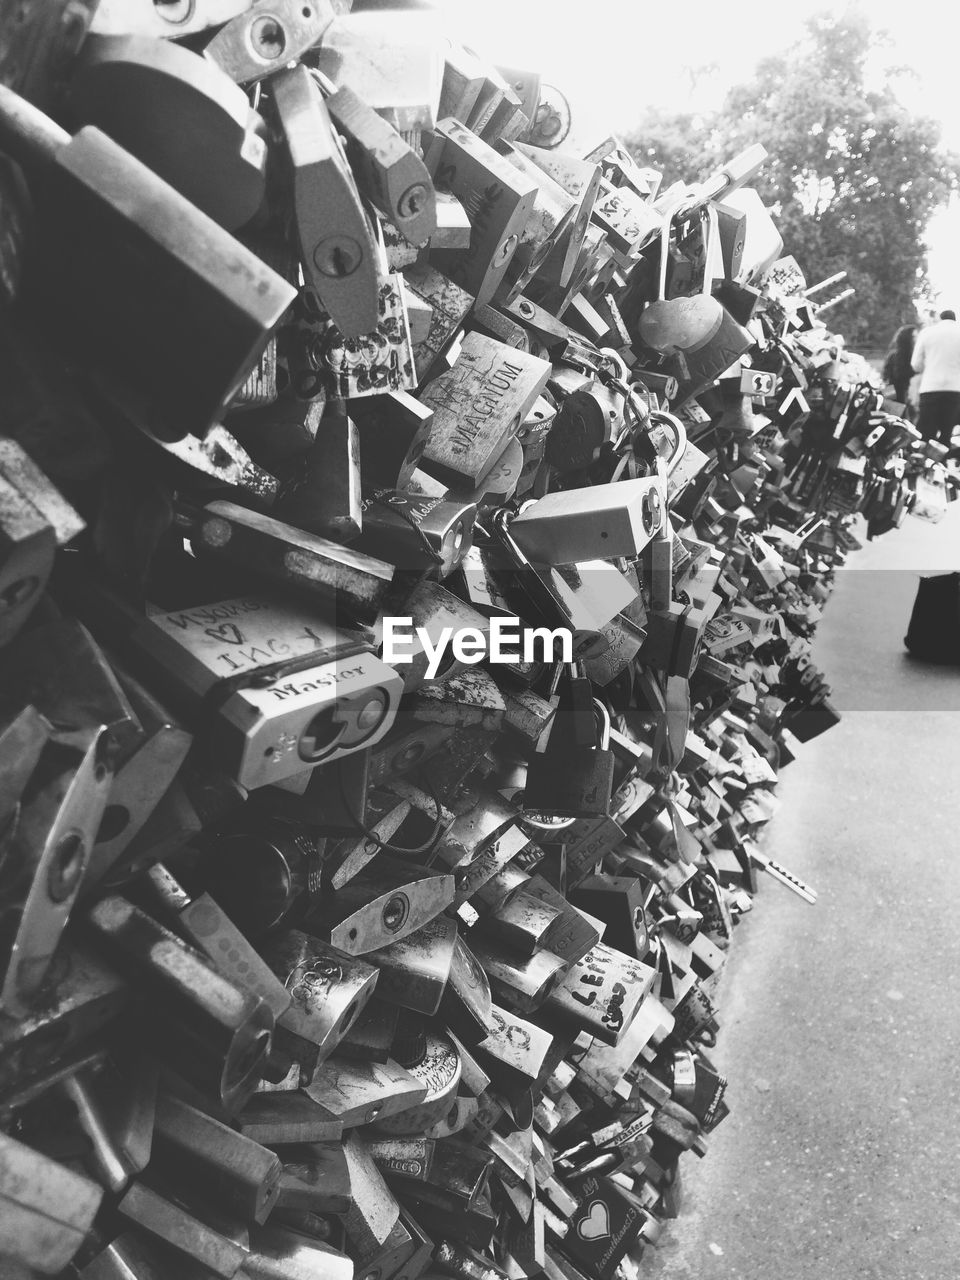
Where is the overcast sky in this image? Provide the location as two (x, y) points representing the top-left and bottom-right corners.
(434, 0), (960, 307)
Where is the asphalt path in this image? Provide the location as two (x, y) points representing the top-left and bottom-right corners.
(643, 501), (960, 1279)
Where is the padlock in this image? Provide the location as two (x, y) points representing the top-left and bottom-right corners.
(569, 874), (649, 960)
(261, 930), (379, 1079)
(78, 1231), (216, 1280)
(509, 477), (665, 564)
(365, 914), (459, 1015)
(205, 0), (337, 84)
(140, 863), (292, 1020)
(418, 333), (551, 488)
(357, 489), (477, 576)
(1, 83), (295, 442)
(116, 1177), (248, 1278)
(317, 10), (445, 138)
(303, 854), (455, 955)
(439, 44), (489, 123)
(480, 889), (562, 955)
(425, 119), (538, 305)
(70, 34), (269, 231)
(0, 1131), (103, 1274)
(289, 271), (417, 402)
(369, 1021), (461, 1135)
(490, 507), (639, 662)
(404, 262), (475, 380)
(468, 938), (567, 1014)
(351, 392), (436, 492)
(523, 699), (615, 818)
(321, 75), (437, 246)
(86, 895), (274, 1111)
(544, 942), (655, 1045)
(272, 65), (379, 338)
(272, 399), (363, 543)
(638, 201), (728, 356)
(0, 940), (129, 1098)
(102, 588), (403, 791)
(247, 1224), (355, 1280)
(151, 1090), (282, 1224)
(187, 499), (395, 625)
(368, 1136), (491, 1212)
(473, 1002), (553, 1091)
(0, 468), (56, 649)
(0, 726), (114, 1017)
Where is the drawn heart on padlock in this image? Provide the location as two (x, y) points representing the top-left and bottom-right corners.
(578, 1200), (611, 1241)
(205, 623), (245, 645)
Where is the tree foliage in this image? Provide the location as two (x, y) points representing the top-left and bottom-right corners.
(621, 9), (960, 347)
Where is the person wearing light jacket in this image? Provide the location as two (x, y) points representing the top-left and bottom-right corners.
(911, 309), (960, 445)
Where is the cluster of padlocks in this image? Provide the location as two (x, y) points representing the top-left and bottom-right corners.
(0, 3), (930, 1278)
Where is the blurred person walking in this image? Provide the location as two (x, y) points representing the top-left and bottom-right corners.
(882, 323), (917, 414)
(911, 309), (960, 445)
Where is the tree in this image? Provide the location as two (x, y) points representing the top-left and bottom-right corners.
(621, 8), (960, 347)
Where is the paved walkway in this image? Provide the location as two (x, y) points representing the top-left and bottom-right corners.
(644, 502), (960, 1280)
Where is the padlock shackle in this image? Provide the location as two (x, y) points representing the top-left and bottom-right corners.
(673, 143), (768, 220)
(0, 84), (70, 167)
(655, 194), (695, 303)
(655, 196), (718, 304)
(648, 410), (687, 476)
